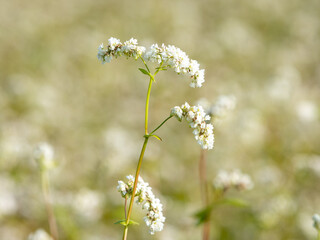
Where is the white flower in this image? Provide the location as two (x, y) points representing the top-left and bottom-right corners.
(117, 175), (165, 234)
(33, 143), (56, 170)
(98, 37), (205, 87)
(313, 214), (320, 230)
(214, 169), (254, 191)
(171, 102), (214, 149)
(144, 43), (205, 88)
(27, 229), (53, 240)
(97, 37), (146, 63)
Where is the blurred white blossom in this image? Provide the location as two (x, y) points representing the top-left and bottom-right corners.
(313, 214), (320, 231)
(74, 189), (103, 221)
(0, 176), (18, 218)
(296, 100), (318, 123)
(27, 229), (53, 240)
(214, 169), (254, 191)
(197, 95), (236, 119)
(33, 143), (56, 170)
(171, 102), (214, 149)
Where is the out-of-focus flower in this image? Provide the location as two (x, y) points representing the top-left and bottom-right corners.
(144, 44), (205, 88)
(210, 95), (236, 118)
(33, 143), (56, 170)
(296, 100), (318, 123)
(171, 102), (214, 149)
(27, 229), (53, 240)
(117, 175), (165, 235)
(97, 37), (146, 63)
(0, 176), (18, 218)
(214, 169), (254, 191)
(197, 95), (236, 120)
(313, 214), (320, 230)
(73, 189), (103, 221)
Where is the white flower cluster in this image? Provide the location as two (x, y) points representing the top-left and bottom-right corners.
(171, 102), (214, 149)
(97, 37), (205, 88)
(27, 229), (53, 240)
(117, 175), (165, 235)
(214, 169), (254, 191)
(313, 214), (320, 230)
(144, 44), (205, 88)
(197, 95), (236, 119)
(97, 37), (146, 63)
(33, 143), (56, 170)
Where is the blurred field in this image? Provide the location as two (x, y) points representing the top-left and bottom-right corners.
(0, 0), (320, 239)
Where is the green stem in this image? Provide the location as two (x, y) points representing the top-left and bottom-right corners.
(139, 57), (150, 73)
(150, 115), (173, 135)
(122, 60), (163, 240)
(122, 137), (149, 240)
(41, 171), (59, 240)
(145, 78), (153, 135)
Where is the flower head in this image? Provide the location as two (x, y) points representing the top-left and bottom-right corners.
(117, 175), (165, 234)
(97, 37), (146, 63)
(171, 102), (214, 149)
(144, 44), (205, 88)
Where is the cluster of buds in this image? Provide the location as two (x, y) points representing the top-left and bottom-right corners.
(27, 229), (53, 240)
(33, 143), (56, 171)
(213, 169), (254, 191)
(97, 37), (146, 63)
(144, 44), (205, 88)
(117, 175), (165, 235)
(171, 102), (214, 150)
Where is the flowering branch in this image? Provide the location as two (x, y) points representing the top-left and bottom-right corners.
(97, 37), (209, 239)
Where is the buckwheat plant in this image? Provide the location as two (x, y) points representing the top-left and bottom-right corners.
(98, 37), (213, 240)
(33, 143), (58, 240)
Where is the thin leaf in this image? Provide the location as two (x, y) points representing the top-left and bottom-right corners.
(138, 68), (149, 75)
(114, 220), (127, 226)
(128, 220), (139, 226)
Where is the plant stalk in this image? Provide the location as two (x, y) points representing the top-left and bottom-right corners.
(122, 137), (149, 240)
(199, 149), (210, 240)
(41, 171), (59, 240)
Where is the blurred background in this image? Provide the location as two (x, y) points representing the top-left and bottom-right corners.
(0, 0), (320, 239)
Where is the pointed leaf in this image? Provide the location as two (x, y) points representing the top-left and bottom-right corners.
(138, 68), (149, 75)
(128, 220), (139, 226)
(114, 220), (127, 226)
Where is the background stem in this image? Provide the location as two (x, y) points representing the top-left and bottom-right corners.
(41, 171), (59, 240)
(199, 149), (210, 240)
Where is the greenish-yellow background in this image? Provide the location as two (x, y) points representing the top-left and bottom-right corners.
(0, 0), (320, 239)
